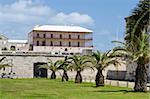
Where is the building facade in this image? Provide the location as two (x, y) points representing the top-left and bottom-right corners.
(7, 40), (28, 51)
(28, 25), (93, 55)
(0, 34), (8, 52)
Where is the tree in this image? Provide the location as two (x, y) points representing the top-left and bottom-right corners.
(91, 50), (121, 87)
(0, 57), (12, 70)
(113, 33), (150, 92)
(58, 56), (71, 82)
(69, 55), (93, 83)
(124, 0), (150, 92)
(125, 0), (149, 42)
(40, 59), (60, 79)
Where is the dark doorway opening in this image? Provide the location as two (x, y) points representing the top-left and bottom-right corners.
(10, 46), (16, 51)
(34, 62), (47, 78)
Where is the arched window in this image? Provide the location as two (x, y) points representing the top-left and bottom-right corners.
(60, 41), (62, 46)
(69, 42), (71, 47)
(51, 34), (53, 38)
(78, 35), (80, 39)
(65, 48), (67, 51)
(60, 34), (62, 39)
(37, 33), (39, 38)
(50, 41), (53, 46)
(3, 67), (5, 71)
(10, 46), (16, 51)
(42, 41), (46, 46)
(37, 41), (39, 46)
(69, 35), (71, 39)
(43, 34), (46, 38)
(77, 42), (80, 47)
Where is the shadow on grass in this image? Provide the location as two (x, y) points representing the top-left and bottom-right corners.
(93, 90), (150, 94)
(93, 90), (133, 93)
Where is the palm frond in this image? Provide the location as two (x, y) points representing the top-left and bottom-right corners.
(0, 64), (11, 70)
(0, 57), (6, 63)
(112, 40), (126, 45)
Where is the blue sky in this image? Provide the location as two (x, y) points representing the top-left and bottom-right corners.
(0, 0), (139, 51)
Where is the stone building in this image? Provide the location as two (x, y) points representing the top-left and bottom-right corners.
(0, 34), (28, 52)
(28, 25), (93, 55)
(0, 25), (94, 78)
(7, 40), (28, 51)
(0, 25), (127, 80)
(0, 34), (8, 52)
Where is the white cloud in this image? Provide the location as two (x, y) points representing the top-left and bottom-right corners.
(49, 12), (94, 25)
(0, 0), (94, 39)
(0, 0), (54, 23)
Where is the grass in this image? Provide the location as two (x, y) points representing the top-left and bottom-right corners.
(0, 78), (149, 99)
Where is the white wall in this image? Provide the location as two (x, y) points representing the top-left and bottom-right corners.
(33, 46), (93, 54)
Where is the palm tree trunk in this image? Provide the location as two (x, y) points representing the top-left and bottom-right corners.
(134, 58), (147, 92)
(75, 71), (82, 83)
(95, 69), (104, 87)
(51, 71), (56, 79)
(62, 70), (69, 82)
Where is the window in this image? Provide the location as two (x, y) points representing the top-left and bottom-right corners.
(62, 53), (65, 55)
(70, 53), (74, 55)
(50, 41), (53, 46)
(42, 41), (46, 46)
(78, 35), (80, 39)
(51, 34), (53, 38)
(3, 67), (5, 71)
(69, 42), (71, 47)
(37, 33), (39, 38)
(10, 46), (16, 51)
(37, 41), (39, 46)
(60, 34), (62, 39)
(65, 48), (67, 51)
(60, 41), (62, 46)
(55, 52), (58, 54)
(43, 34), (46, 38)
(69, 35), (71, 39)
(147, 65), (149, 68)
(77, 42), (80, 47)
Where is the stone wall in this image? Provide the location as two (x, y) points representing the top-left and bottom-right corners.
(125, 62), (150, 82)
(0, 55), (64, 78)
(0, 54), (126, 80)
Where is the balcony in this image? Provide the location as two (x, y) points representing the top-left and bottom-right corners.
(45, 45), (93, 47)
(33, 36), (92, 41)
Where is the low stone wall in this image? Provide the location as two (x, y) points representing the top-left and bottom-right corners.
(76, 77), (150, 91)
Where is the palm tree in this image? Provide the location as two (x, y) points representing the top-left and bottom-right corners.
(40, 59), (60, 79)
(91, 50), (121, 87)
(113, 33), (150, 92)
(125, 0), (149, 42)
(58, 56), (71, 82)
(0, 57), (12, 70)
(69, 55), (93, 83)
(124, 0), (150, 92)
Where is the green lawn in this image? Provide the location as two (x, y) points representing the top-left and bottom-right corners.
(0, 79), (149, 99)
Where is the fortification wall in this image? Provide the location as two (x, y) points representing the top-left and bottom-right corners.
(0, 54), (126, 80)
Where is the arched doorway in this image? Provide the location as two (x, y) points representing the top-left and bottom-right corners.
(33, 62), (47, 78)
(10, 46), (16, 51)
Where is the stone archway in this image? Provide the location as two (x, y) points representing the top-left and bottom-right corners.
(10, 45), (16, 51)
(33, 62), (47, 78)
